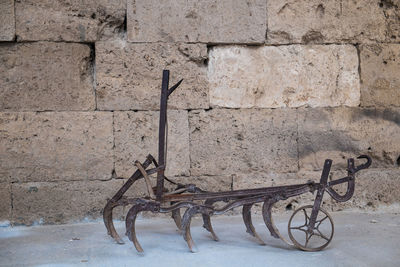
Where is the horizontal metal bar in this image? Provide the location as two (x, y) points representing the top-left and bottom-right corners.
(162, 183), (314, 202)
(327, 176), (352, 187)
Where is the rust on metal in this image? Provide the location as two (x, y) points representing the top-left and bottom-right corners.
(103, 70), (372, 252)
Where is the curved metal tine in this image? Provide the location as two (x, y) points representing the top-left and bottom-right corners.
(181, 207), (198, 252)
(201, 199), (219, 241)
(171, 205), (182, 230)
(169, 187), (192, 231)
(262, 200), (280, 239)
(201, 213), (219, 241)
(262, 199), (295, 247)
(242, 204), (265, 245)
(103, 202), (113, 234)
(103, 202), (124, 244)
(125, 204), (145, 253)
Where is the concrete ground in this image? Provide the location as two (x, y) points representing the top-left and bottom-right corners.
(0, 211), (399, 267)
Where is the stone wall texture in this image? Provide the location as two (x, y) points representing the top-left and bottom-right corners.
(0, 0), (399, 225)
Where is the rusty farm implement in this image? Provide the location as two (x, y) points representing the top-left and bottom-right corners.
(103, 70), (372, 252)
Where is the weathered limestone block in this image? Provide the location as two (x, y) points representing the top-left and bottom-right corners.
(330, 169), (400, 211)
(209, 45), (360, 108)
(383, 0), (400, 42)
(0, 183), (11, 222)
(0, 0), (14, 40)
(0, 112), (113, 183)
(127, 0), (266, 43)
(168, 176), (232, 192)
(96, 41), (208, 110)
(189, 109), (298, 176)
(0, 42), (95, 111)
(232, 172), (298, 190)
(360, 44), (400, 107)
(11, 179), (129, 225)
(114, 110), (190, 178)
(267, 0), (387, 44)
(298, 107), (400, 171)
(15, 0), (125, 42)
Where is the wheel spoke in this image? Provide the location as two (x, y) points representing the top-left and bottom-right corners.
(315, 229), (330, 241)
(293, 227), (308, 235)
(290, 221), (307, 230)
(288, 205), (334, 251)
(290, 225), (306, 230)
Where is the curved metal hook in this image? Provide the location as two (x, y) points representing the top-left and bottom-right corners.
(354, 155), (372, 173)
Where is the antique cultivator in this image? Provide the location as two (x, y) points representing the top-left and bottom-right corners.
(103, 70), (371, 252)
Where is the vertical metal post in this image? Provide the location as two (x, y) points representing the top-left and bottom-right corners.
(156, 70), (169, 201)
(308, 159), (332, 231)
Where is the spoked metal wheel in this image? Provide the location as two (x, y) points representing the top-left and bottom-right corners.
(288, 205), (334, 251)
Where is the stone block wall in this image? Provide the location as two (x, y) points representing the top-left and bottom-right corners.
(0, 0), (399, 225)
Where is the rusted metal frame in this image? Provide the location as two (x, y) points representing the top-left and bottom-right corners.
(124, 182), (312, 215)
(123, 183), (313, 251)
(174, 183), (316, 250)
(104, 70), (373, 252)
(188, 184), (313, 215)
(178, 185), (313, 251)
(161, 182), (316, 202)
(326, 156), (371, 202)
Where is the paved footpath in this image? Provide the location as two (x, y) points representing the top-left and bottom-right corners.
(1, 211), (399, 267)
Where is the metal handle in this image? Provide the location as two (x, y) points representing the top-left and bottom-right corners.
(326, 177), (355, 202)
(326, 155), (371, 202)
